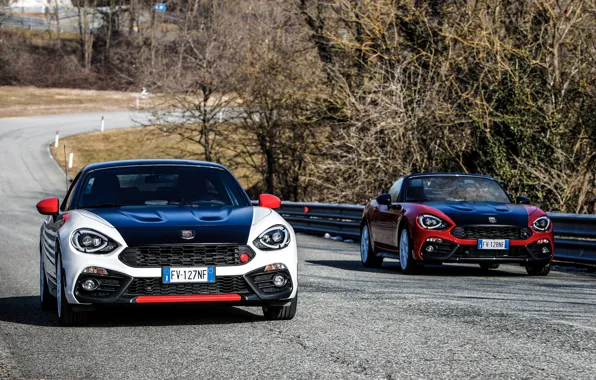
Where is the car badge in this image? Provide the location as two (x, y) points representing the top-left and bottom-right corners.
(181, 230), (195, 240)
(488, 217), (497, 224)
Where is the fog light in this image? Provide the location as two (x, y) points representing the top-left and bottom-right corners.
(426, 238), (443, 243)
(82, 267), (108, 276)
(425, 245), (435, 252)
(239, 253), (250, 263)
(265, 263), (286, 272)
(542, 247), (550, 254)
(273, 274), (287, 287)
(81, 279), (99, 291)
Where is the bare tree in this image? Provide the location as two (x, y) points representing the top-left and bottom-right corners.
(76, 0), (97, 70)
(143, 0), (242, 163)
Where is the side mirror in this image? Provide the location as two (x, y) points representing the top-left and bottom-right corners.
(516, 195), (531, 205)
(376, 193), (392, 206)
(36, 198), (59, 215)
(258, 194), (281, 209)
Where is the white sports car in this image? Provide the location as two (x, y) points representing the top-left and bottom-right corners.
(37, 159), (298, 325)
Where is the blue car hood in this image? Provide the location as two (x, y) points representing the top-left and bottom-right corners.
(424, 202), (529, 226)
(88, 206), (254, 246)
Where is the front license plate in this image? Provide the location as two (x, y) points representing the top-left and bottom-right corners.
(162, 267), (215, 284)
(477, 239), (509, 250)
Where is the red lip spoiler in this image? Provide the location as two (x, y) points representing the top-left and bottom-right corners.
(134, 294), (242, 304)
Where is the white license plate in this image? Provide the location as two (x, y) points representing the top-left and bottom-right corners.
(162, 267), (215, 284)
(477, 239), (509, 250)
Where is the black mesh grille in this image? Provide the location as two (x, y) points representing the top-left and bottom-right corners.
(119, 245), (255, 268)
(124, 276), (251, 296)
(451, 226), (532, 240)
(452, 246), (530, 258)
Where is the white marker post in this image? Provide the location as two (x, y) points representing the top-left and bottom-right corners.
(68, 150), (74, 169)
(136, 96), (140, 109)
(55, 131), (59, 148)
(219, 111), (223, 123)
(100, 116), (105, 132)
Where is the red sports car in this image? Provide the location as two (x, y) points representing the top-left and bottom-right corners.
(360, 173), (554, 275)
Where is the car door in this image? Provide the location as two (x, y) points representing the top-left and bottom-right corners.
(42, 173), (81, 288)
(374, 178), (404, 252)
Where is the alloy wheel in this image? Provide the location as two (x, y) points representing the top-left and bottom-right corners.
(361, 225), (370, 263)
(399, 229), (409, 271)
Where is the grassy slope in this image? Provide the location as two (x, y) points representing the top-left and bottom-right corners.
(49, 127), (258, 190)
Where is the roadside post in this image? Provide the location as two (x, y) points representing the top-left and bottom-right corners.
(68, 150), (74, 169)
(101, 116), (105, 132)
(55, 130), (59, 148)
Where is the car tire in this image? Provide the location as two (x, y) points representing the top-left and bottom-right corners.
(263, 295), (297, 321)
(526, 263), (551, 276)
(479, 263), (500, 270)
(361, 224), (383, 268)
(56, 252), (87, 326)
(40, 252), (55, 311)
(398, 227), (421, 275)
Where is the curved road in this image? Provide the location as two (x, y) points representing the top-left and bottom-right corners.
(0, 113), (595, 379)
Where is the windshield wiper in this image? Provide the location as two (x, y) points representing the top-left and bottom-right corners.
(407, 198), (432, 202)
(84, 203), (123, 209)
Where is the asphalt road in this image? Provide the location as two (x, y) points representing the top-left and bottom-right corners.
(1, 113), (595, 379)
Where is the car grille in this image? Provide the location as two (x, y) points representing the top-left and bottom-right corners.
(119, 245), (255, 268)
(452, 246), (530, 258)
(451, 226), (532, 240)
(124, 276), (251, 296)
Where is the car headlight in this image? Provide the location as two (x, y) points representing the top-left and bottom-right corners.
(71, 229), (119, 253)
(532, 216), (551, 232)
(253, 225), (291, 250)
(417, 214), (448, 230)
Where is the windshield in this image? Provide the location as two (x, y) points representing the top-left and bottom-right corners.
(76, 166), (249, 209)
(404, 176), (511, 203)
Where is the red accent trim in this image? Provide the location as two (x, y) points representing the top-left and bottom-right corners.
(304, 206), (309, 213)
(258, 194), (281, 209)
(134, 294), (242, 304)
(36, 198), (59, 215)
(239, 253), (249, 263)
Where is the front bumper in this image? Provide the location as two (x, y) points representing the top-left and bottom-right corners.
(419, 242), (552, 264)
(413, 226), (554, 264)
(61, 241), (298, 305)
(73, 265), (294, 305)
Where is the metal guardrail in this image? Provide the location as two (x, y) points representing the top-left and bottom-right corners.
(0, 14), (50, 30)
(0, 9), (102, 32)
(261, 201), (596, 265)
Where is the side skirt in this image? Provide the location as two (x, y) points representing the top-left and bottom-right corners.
(377, 251), (401, 260)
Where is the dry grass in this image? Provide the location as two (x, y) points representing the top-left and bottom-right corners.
(49, 126), (259, 189)
(0, 87), (156, 118)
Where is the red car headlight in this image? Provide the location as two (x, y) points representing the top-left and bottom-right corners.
(417, 214), (448, 230)
(532, 216), (551, 232)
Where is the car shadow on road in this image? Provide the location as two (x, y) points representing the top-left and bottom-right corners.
(0, 296), (266, 327)
(306, 259), (527, 277)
